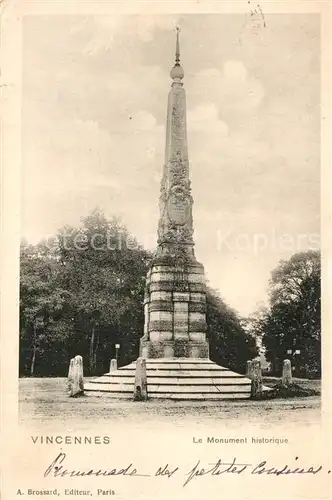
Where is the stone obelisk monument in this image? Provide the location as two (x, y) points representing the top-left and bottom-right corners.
(140, 28), (209, 359)
(84, 30), (253, 399)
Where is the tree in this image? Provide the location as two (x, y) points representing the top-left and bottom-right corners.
(19, 210), (152, 376)
(206, 288), (258, 373)
(241, 306), (271, 371)
(56, 210), (152, 373)
(20, 239), (71, 376)
(261, 251), (321, 377)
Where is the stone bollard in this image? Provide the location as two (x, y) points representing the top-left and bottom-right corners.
(246, 360), (253, 379)
(282, 359), (292, 387)
(133, 358), (148, 401)
(67, 358), (75, 394)
(68, 355), (84, 397)
(250, 359), (262, 398)
(109, 358), (117, 372)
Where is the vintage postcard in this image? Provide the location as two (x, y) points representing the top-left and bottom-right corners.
(1, 1), (331, 499)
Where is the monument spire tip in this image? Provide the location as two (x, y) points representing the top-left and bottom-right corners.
(170, 26), (184, 81)
(175, 26), (180, 64)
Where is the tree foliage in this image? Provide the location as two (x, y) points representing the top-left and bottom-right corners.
(206, 288), (259, 374)
(260, 251), (321, 378)
(20, 210), (152, 376)
(20, 209), (259, 377)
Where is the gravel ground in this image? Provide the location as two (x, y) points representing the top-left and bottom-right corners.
(19, 377), (321, 430)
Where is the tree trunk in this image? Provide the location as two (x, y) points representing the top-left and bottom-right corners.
(93, 330), (99, 373)
(89, 325), (95, 374)
(30, 321), (37, 376)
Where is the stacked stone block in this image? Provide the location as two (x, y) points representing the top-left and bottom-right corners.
(140, 261), (209, 359)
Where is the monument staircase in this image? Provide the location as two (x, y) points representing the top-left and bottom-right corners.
(84, 359), (252, 400)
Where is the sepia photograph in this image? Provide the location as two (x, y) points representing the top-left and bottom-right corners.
(19, 12), (321, 424)
(1, 3), (331, 500)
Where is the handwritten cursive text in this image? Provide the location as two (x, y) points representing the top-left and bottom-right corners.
(43, 452), (326, 487)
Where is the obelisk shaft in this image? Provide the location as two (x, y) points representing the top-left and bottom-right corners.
(140, 29), (208, 359)
(157, 29), (194, 258)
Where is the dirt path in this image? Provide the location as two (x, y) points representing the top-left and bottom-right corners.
(19, 378), (321, 431)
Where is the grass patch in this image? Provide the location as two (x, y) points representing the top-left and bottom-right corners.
(254, 381), (320, 400)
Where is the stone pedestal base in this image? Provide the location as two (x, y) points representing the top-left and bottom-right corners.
(143, 257), (208, 359)
(140, 339), (209, 359)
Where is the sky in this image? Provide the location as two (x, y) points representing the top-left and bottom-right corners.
(22, 13), (320, 316)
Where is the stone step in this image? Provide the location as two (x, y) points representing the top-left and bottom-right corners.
(120, 363), (228, 370)
(104, 372), (246, 379)
(143, 392), (251, 400)
(84, 359), (253, 400)
(114, 366), (244, 374)
(144, 358), (213, 363)
(88, 376), (251, 385)
(133, 359), (216, 365)
(84, 389), (251, 400)
(85, 383), (250, 393)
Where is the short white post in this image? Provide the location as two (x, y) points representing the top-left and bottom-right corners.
(109, 358), (117, 372)
(282, 359), (292, 387)
(246, 360), (253, 379)
(133, 358), (148, 401)
(68, 355), (84, 397)
(251, 359), (262, 398)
